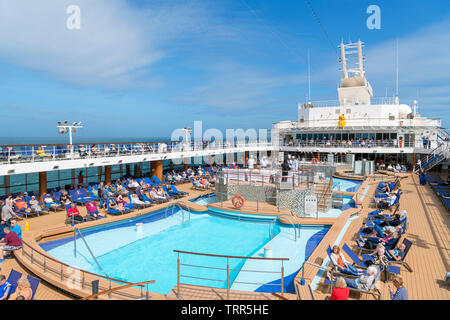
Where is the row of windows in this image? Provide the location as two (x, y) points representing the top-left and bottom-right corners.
(292, 132), (407, 141)
(0, 156), (218, 196)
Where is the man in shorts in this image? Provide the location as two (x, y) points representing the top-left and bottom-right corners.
(0, 227), (22, 263)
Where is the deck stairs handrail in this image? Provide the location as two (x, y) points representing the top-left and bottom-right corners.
(413, 140), (449, 173)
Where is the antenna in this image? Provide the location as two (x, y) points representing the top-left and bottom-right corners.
(307, 48), (311, 103)
(395, 39), (399, 104)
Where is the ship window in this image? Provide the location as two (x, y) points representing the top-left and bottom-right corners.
(342, 133), (348, 140)
(349, 133), (355, 140)
(296, 134), (301, 139)
(382, 133), (390, 140)
(391, 133), (397, 139)
(329, 133), (335, 140)
(307, 134), (313, 140)
(318, 133), (323, 139)
(335, 133), (341, 141)
(323, 133), (329, 139)
(369, 133), (375, 139)
(375, 133), (382, 140)
(362, 133), (368, 139)
(356, 133), (361, 139)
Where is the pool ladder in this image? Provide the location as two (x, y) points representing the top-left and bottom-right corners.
(164, 202), (190, 224)
(73, 227), (107, 276)
(278, 214), (300, 241)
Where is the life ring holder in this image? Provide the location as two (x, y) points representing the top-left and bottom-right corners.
(311, 158), (319, 164)
(232, 195), (245, 209)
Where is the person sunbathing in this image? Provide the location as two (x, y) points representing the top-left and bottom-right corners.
(130, 193), (150, 206)
(67, 203), (84, 222)
(13, 195), (32, 215)
(358, 231), (399, 250)
(330, 245), (363, 276)
(59, 191), (72, 205)
(85, 201), (104, 219)
(43, 195), (59, 210)
(327, 265), (379, 292)
(386, 243), (407, 262)
(149, 188), (166, 202)
(8, 277), (33, 300)
(28, 196), (42, 214)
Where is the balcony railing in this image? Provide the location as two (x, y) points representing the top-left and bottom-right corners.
(0, 141), (273, 165)
(281, 140), (416, 149)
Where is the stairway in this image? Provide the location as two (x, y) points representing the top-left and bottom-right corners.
(314, 178), (333, 212)
(414, 134), (450, 173)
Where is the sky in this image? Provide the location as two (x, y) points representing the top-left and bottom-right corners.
(0, 0), (449, 142)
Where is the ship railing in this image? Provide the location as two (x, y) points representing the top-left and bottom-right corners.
(0, 141), (273, 164)
(173, 249), (289, 300)
(19, 239), (152, 300)
(281, 140), (415, 149)
(299, 97), (399, 108)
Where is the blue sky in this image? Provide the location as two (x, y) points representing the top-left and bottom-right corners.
(0, 0), (449, 141)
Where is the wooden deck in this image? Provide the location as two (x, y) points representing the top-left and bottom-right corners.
(309, 173), (450, 300)
(3, 173), (450, 300)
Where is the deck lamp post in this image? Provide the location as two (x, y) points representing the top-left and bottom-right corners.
(57, 121), (83, 159)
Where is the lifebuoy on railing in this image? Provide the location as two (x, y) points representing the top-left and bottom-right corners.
(232, 195), (245, 209)
(311, 158), (318, 164)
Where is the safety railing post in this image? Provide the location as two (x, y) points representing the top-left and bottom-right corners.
(281, 261), (284, 295)
(226, 257), (230, 300)
(177, 253), (181, 297)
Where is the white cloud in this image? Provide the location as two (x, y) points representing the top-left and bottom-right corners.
(0, 0), (205, 88)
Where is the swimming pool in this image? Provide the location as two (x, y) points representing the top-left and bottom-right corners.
(332, 177), (362, 192)
(40, 207), (328, 295)
(189, 193), (218, 205)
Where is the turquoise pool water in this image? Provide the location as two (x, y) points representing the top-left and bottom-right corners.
(332, 177), (362, 192)
(189, 194), (218, 205)
(41, 209), (282, 294)
(40, 207), (329, 295)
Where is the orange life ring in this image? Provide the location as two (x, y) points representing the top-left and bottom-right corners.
(232, 195), (245, 209)
(311, 158), (318, 164)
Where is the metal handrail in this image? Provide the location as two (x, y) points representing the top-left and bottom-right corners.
(278, 214), (299, 241)
(19, 240), (151, 300)
(74, 227), (105, 275)
(80, 280), (156, 300)
(174, 249), (289, 299)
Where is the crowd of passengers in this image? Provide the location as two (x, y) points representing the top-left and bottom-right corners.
(0, 166), (219, 225)
(325, 178), (409, 300)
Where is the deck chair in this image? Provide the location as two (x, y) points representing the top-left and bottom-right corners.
(163, 186), (181, 199)
(324, 269), (382, 300)
(26, 275), (40, 300)
(170, 185), (188, 196)
(127, 194), (150, 209)
(384, 238), (413, 272)
(105, 198), (131, 215)
(69, 190), (89, 205)
(151, 176), (166, 186)
(326, 246), (366, 278)
(64, 203), (93, 225)
(343, 243), (401, 281)
(6, 269), (23, 299)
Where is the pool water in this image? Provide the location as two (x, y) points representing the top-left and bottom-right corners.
(189, 194), (218, 205)
(332, 178), (362, 192)
(42, 209), (281, 295)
